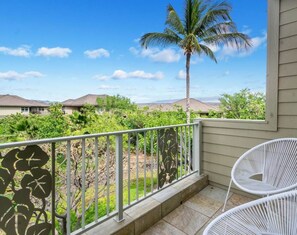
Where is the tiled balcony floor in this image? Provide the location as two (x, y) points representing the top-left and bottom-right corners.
(142, 185), (253, 235)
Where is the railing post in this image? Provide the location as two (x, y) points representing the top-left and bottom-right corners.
(115, 134), (124, 222)
(51, 143), (56, 235)
(192, 121), (202, 174)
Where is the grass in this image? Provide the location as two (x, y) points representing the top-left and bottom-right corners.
(55, 165), (189, 234)
(55, 176), (158, 233)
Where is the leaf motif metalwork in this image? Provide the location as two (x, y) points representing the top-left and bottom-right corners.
(26, 223), (52, 235)
(0, 189), (34, 235)
(158, 128), (178, 188)
(16, 145), (49, 171)
(0, 145), (53, 235)
(21, 168), (52, 199)
(0, 168), (12, 194)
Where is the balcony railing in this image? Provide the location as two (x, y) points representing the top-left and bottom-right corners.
(0, 122), (201, 235)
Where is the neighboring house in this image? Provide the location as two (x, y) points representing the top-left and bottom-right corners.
(138, 98), (219, 115)
(0, 94), (49, 117)
(62, 94), (107, 114)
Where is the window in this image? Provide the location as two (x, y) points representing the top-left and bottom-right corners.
(21, 107), (29, 112)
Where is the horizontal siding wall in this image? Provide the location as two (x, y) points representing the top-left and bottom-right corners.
(278, 0), (297, 131)
(201, 0), (297, 189)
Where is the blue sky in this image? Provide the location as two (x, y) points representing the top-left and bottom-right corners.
(0, 0), (267, 103)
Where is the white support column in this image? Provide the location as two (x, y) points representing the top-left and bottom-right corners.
(115, 134), (124, 222)
(192, 121), (202, 175)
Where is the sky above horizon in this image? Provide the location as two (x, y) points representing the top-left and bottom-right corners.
(0, 0), (267, 103)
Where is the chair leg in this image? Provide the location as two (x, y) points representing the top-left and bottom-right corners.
(222, 179), (232, 212)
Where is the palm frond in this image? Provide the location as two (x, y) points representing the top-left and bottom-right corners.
(185, 0), (193, 34)
(189, 0), (201, 33)
(164, 28), (183, 40)
(203, 32), (252, 50)
(185, 0), (205, 34)
(196, 1), (232, 32)
(199, 21), (238, 38)
(199, 44), (217, 62)
(166, 4), (185, 35)
(140, 0), (251, 61)
(140, 32), (181, 48)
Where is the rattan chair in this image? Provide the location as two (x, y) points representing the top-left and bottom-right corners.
(222, 138), (297, 211)
(204, 190), (297, 235)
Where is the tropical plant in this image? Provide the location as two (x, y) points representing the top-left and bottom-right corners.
(140, 0), (251, 123)
(97, 95), (137, 112)
(219, 88), (265, 120)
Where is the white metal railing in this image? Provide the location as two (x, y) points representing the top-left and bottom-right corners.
(0, 122), (201, 235)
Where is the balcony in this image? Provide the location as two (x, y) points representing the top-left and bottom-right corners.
(0, 121), (257, 235)
(1, 0), (297, 233)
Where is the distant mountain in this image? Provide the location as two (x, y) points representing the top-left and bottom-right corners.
(140, 96), (220, 105)
(32, 100), (56, 105)
(153, 99), (179, 104)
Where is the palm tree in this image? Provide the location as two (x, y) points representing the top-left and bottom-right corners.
(140, 0), (251, 123)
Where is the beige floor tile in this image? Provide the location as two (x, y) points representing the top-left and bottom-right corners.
(142, 220), (186, 235)
(198, 185), (232, 203)
(184, 194), (222, 217)
(195, 222), (209, 235)
(225, 193), (253, 210)
(164, 204), (208, 235)
(142, 186), (255, 235)
(195, 193), (255, 234)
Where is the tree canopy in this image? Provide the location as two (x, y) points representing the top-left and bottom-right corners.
(209, 89), (265, 120)
(140, 0), (251, 123)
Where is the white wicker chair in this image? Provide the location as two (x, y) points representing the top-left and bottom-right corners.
(223, 138), (297, 211)
(204, 190), (297, 235)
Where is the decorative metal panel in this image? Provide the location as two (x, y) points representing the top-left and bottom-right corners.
(157, 128), (178, 188)
(0, 145), (52, 235)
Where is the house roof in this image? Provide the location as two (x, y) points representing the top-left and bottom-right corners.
(138, 98), (219, 113)
(62, 94), (108, 107)
(0, 94), (49, 107)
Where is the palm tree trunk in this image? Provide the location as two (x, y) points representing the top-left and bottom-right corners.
(186, 53), (191, 124)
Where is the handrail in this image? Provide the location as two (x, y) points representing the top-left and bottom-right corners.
(0, 123), (197, 149)
(0, 122), (201, 235)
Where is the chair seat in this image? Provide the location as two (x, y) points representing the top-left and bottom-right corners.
(235, 178), (277, 194)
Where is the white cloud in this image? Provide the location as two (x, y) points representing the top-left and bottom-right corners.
(84, 48), (110, 59)
(130, 47), (180, 63)
(129, 47), (139, 55)
(0, 45), (31, 57)
(221, 32), (267, 58)
(202, 43), (220, 53)
(133, 38), (140, 43)
(93, 75), (110, 81)
(0, 71), (44, 81)
(94, 69), (164, 81)
(36, 47), (72, 58)
(242, 25), (252, 35)
(98, 85), (119, 90)
(112, 70), (129, 79)
(176, 70), (186, 80)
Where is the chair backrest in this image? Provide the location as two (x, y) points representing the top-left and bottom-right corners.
(232, 138), (297, 192)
